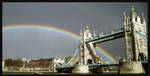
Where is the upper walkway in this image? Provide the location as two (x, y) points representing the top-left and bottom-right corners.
(85, 28), (124, 43)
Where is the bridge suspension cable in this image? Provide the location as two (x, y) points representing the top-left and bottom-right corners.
(62, 47), (80, 66)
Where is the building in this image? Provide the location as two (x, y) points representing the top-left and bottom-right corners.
(53, 57), (64, 64)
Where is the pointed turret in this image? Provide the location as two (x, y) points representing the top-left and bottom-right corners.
(132, 5), (135, 12)
(80, 29), (83, 39)
(142, 13), (146, 25)
(124, 12), (126, 19)
(85, 26), (89, 29)
(130, 6), (137, 22)
(131, 5), (137, 17)
(123, 12), (127, 26)
(93, 30), (96, 37)
(142, 13), (147, 34)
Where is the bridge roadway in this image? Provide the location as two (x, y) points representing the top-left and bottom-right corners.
(85, 28), (124, 44)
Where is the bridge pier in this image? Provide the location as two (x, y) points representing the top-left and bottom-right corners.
(119, 61), (145, 74)
(72, 64), (90, 74)
(119, 7), (147, 74)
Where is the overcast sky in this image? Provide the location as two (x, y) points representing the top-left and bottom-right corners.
(2, 2), (148, 63)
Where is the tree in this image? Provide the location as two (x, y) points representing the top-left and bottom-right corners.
(38, 61), (50, 68)
(4, 58), (24, 69)
(14, 58), (23, 68)
(4, 58), (13, 67)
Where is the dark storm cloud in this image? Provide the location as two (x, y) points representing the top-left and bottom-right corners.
(2, 2), (147, 62)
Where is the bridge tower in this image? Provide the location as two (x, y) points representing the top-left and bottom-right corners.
(124, 6), (148, 62)
(120, 6), (147, 74)
(80, 26), (96, 64)
(72, 26), (102, 73)
(79, 26), (101, 65)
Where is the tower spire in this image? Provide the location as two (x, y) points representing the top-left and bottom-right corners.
(130, 6), (137, 22)
(93, 29), (96, 37)
(142, 13), (146, 24)
(123, 12), (126, 20)
(123, 12), (127, 26)
(80, 29), (82, 37)
(132, 5), (135, 12)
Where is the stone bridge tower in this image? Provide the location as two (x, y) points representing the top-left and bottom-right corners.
(79, 26), (102, 65)
(124, 7), (148, 62)
(72, 26), (103, 73)
(120, 6), (148, 74)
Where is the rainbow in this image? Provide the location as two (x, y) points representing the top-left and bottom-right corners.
(3, 24), (118, 63)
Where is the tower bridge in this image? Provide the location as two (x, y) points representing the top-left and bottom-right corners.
(55, 7), (148, 74)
